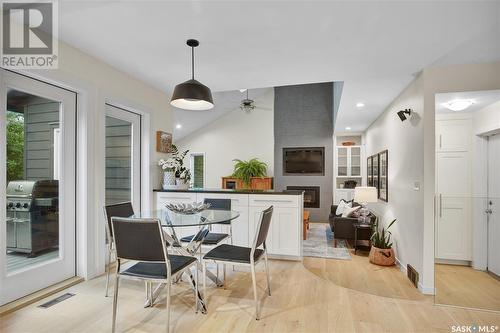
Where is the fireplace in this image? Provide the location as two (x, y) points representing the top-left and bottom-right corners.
(287, 186), (320, 208)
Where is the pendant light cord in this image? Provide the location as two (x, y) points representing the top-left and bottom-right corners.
(191, 46), (195, 80)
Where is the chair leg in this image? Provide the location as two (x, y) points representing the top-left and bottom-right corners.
(166, 279), (171, 333)
(194, 266), (199, 313)
(264, 252), (271, 296)
(250, 263), (260, 320)
(111, 272), (120, 332)
(105, 247), (112, 297)
(202, 261), (207, 302)
(148, 282), (154, 307)
(223, 263), (226, 288)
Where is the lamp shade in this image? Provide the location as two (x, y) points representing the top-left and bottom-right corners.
(354, 186), (378, 203)
(170, 79), (214, 111)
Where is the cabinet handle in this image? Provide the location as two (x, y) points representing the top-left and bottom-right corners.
(439, 135), (442, 149)
(163, 196), (192, 200)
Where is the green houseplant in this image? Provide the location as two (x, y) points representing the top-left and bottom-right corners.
(232, 158), (268, 187)
(369, 219), (397, 266)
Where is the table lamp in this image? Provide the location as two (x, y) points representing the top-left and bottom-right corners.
(354, 186), (378, 224)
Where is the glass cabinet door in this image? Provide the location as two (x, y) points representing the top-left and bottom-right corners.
(350, 147), (361, 176)
(337, 147), (348, 176)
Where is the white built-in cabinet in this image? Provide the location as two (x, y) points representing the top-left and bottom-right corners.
(435, 117), (472, 262)
(154, 191), (303, 260)
(334, 141), (364, 203)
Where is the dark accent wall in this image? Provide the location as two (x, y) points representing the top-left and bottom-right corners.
(274, 82), (334, 221)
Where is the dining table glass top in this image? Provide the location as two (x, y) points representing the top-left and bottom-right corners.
(131, 209), (240, 227)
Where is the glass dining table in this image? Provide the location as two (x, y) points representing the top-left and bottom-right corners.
(130, 208), (240, 313)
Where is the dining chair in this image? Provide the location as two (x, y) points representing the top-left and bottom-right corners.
(180, 198), (232, 246)
(202, 206), (273, 320)
(103, 202), (135, 297)
(110, 216), (198, 333)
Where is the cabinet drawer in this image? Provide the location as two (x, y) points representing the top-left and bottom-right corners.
(195, 193), (248, 207)
(249, 194), (300, 208)
(155, 192), (197, 210)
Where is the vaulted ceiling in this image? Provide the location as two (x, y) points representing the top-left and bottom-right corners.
(58, 1), (500, 134)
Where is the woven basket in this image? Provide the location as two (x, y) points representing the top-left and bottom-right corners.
(369, 246), (395, 266)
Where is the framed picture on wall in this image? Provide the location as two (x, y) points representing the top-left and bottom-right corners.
(367, 156), (373, 186)
(379, 150), (388, 202)
(156, 131), (172, 153)
(372, 153), (379, 197)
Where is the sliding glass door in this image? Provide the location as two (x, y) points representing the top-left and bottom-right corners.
(0, 71), (76, 305)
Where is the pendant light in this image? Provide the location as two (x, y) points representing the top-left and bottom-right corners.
(240, 89), (255, 113)
(170, 39), (214, 110)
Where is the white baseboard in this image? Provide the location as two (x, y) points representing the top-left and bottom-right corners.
(395, 257), (407, 273)
(418, 282), (435, 295)
(435, 258), (471, 266)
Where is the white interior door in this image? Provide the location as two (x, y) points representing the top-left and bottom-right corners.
(0, 71), (76, 305)
(104, 104), (141, 210)
(436, 152), (472, 260)
(487, 134), (500, 275)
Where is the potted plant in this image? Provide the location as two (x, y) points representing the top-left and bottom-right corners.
(232, 158), (268, 188)
(369, 219), (397, 266)
(158, 144), (191, 189)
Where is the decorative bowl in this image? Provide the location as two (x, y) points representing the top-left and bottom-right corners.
(342, 141), (356, 146)
(165, 202), (211, 215)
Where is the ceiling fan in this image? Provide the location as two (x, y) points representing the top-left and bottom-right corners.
(240, 89), (255, 113)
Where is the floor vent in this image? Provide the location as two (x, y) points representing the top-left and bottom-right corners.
(38, 293), (75, 308)
(407, 264), (419, 288)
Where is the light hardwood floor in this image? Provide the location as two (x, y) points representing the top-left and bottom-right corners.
(2, 254), (500, 333)
(435, 264), (500, 312)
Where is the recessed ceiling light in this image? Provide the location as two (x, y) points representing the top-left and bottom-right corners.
(345, 126), (351, 131)
(443, 99), (475, 112)
(356, 102), (365, 108)
(176, 124), (182, 129)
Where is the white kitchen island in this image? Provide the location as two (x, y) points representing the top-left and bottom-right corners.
(154, 188), (304, 260)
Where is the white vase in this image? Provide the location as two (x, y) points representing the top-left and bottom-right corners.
(176, 177), (190, 190)
(162, 171), (176, 189)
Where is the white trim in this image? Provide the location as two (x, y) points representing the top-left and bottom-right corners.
(418, 282), (435, 295)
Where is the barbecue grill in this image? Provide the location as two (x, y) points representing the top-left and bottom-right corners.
(6, 180), (59, 257)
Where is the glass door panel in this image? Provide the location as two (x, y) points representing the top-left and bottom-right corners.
(350, 147), (361, 176)
(337, 147), (348, 176)
(1, 71), (76, 305)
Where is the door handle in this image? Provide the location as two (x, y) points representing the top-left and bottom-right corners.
(439, 194), (443, 218)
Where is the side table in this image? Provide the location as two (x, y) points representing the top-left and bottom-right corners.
(353, 222), (372, 254)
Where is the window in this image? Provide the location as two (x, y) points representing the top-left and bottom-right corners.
(189, 153), (205, 188)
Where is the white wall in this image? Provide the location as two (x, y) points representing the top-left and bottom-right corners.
(364, 75), (425, 283)
(176, 89), (274, 188)
(9, 40), (174, 280)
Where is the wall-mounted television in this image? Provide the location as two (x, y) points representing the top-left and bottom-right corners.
(283, 147), (325, 175)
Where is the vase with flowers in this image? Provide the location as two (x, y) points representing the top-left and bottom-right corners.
(158, 144), (191, 189)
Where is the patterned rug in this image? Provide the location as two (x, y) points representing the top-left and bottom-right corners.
(302, 223), (351, 260)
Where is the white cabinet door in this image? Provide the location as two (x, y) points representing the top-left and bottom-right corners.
(155, 192), (198, 238)
(266, 207), (301, 256)
(436, 119), (471, 152)
(335, 189), (354, 203)
(231, 205), (249, 247)
(248, 206), (263, 246)
(436, 152), (472, 260)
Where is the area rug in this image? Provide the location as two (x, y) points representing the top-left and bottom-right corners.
(302, 223), (351, 260)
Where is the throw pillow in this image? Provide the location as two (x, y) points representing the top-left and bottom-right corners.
(342, 205), (361, 218)
(336, 200), (352, 216)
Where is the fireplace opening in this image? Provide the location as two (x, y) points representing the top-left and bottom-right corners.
(287, 186), (320, 208)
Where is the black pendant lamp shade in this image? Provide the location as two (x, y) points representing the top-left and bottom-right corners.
(170, 39), (214, 110)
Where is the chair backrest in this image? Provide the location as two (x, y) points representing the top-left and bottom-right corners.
(111, 217), (168, 262)
(252, 206), (273, 250)
(203, 198), (231, 210)
(103, 202), (135, 240)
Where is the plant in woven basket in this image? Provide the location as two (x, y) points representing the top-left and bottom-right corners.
(371, 219), (396, 249)
(231, 158), (268, 186)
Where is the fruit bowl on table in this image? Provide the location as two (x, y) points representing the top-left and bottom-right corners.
(165, 202), (211, 215)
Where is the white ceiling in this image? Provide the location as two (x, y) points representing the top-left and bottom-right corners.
(172, 88), (270, 140)
(57, 1), (500, 134)
(436, 90), (500, 114)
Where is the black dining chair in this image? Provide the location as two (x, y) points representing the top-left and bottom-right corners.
(202, 206), (273, 320)
(103, 202), (135, 297)
(180, 198), (232, 246)
(110, 217), (198, 333)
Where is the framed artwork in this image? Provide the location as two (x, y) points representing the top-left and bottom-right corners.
(156, 131), (172, 153)
(367, 156), (373, 186)
(372, 153), (379, 197)
(379, 150), (388, 202)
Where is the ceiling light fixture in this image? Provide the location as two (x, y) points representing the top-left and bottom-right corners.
(345, 126), (352, 131)
(239, 89), (247, 93)
(170, 39), (214, 111)
(175, 124), (182, 129)
(240, 89), (255, 113)
(443, 99), (475, 112)
(356, 102), (365, 108)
